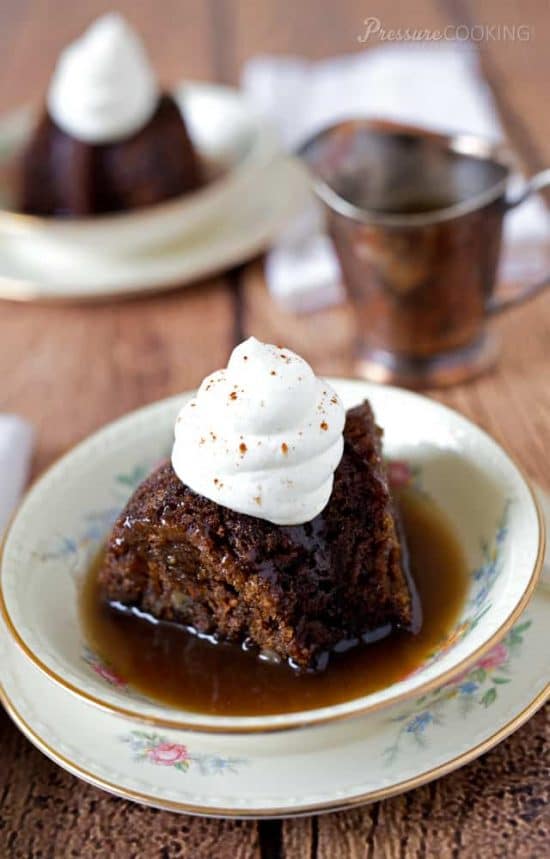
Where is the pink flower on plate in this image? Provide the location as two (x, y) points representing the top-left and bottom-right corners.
(477, 642), (508, 672)
(92, 662), (126, 688)
(147, 742), (189, 766)
(448, 666), (471, 687)
(387, 460), (413, 488)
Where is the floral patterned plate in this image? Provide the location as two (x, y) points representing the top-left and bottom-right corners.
(0, 582), (548, 817)
(0, 380), (544, 734)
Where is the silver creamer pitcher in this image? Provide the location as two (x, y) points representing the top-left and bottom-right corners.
(300, 120), (550, 387)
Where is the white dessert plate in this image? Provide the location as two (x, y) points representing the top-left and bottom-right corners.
(0, 584), (548, 817)
(0, 155), (309, 301)
(0, 381), (544, 735)
(0, 82), (279, 254)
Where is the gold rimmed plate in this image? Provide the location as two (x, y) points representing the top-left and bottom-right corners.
(0, 380), (544, 734)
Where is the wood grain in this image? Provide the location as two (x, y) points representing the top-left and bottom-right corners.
(0, 0), (217, 109)
(0, 283), (234, 475)
(457, 0), (550, 171)
(0, 0), (548, 857)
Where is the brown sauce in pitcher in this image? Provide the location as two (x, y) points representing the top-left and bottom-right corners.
(81, 488), (468, 716)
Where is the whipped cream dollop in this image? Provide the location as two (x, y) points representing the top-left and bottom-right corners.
(172, 337), (346, 525)
(47, 13), (159, 143)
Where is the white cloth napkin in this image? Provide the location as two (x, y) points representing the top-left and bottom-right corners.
(0, 415), (34, 532)
(243, 42), (549, 312)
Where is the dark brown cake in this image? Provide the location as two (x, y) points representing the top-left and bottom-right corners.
(19, 94), (202, 216)
(98, 400), (419, 671)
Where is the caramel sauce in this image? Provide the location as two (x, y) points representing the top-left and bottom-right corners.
(81, 488), (468, 716)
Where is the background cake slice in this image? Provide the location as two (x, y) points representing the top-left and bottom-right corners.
(99, 401), (418, 671)
(20, 94), (202, 216)
(19, 14), (202, 217)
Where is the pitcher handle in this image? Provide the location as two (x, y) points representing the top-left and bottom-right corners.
(487, 168), (550, 315)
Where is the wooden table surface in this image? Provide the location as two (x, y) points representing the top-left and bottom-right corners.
(0, 1), (549, 856)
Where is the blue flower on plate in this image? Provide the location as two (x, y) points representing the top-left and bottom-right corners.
(405, 712), (433, 734)
(458, 681), (479, 695)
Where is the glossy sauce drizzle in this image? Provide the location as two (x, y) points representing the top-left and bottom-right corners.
(81, 488), (468, 716)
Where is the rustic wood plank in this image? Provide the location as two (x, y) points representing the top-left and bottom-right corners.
(0, 0), (217, 110)
(452, 0), (550, 170)
(281, 818), (314, 858)
(0, 283), (235, 475)
(227, 0), (451, 77)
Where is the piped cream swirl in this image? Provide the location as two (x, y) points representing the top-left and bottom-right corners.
(171, 337), (345, 525)
(47, 13), (159, 144)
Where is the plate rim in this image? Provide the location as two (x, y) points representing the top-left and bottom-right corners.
(0, 381), (545, 734)
(0, 666), (547, 818)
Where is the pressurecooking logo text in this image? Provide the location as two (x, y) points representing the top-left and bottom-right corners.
(358, 17), (533, 43)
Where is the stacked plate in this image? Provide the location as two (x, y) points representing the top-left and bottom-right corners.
(0, 82), (311, 301)
(0, 380), (547, 817)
